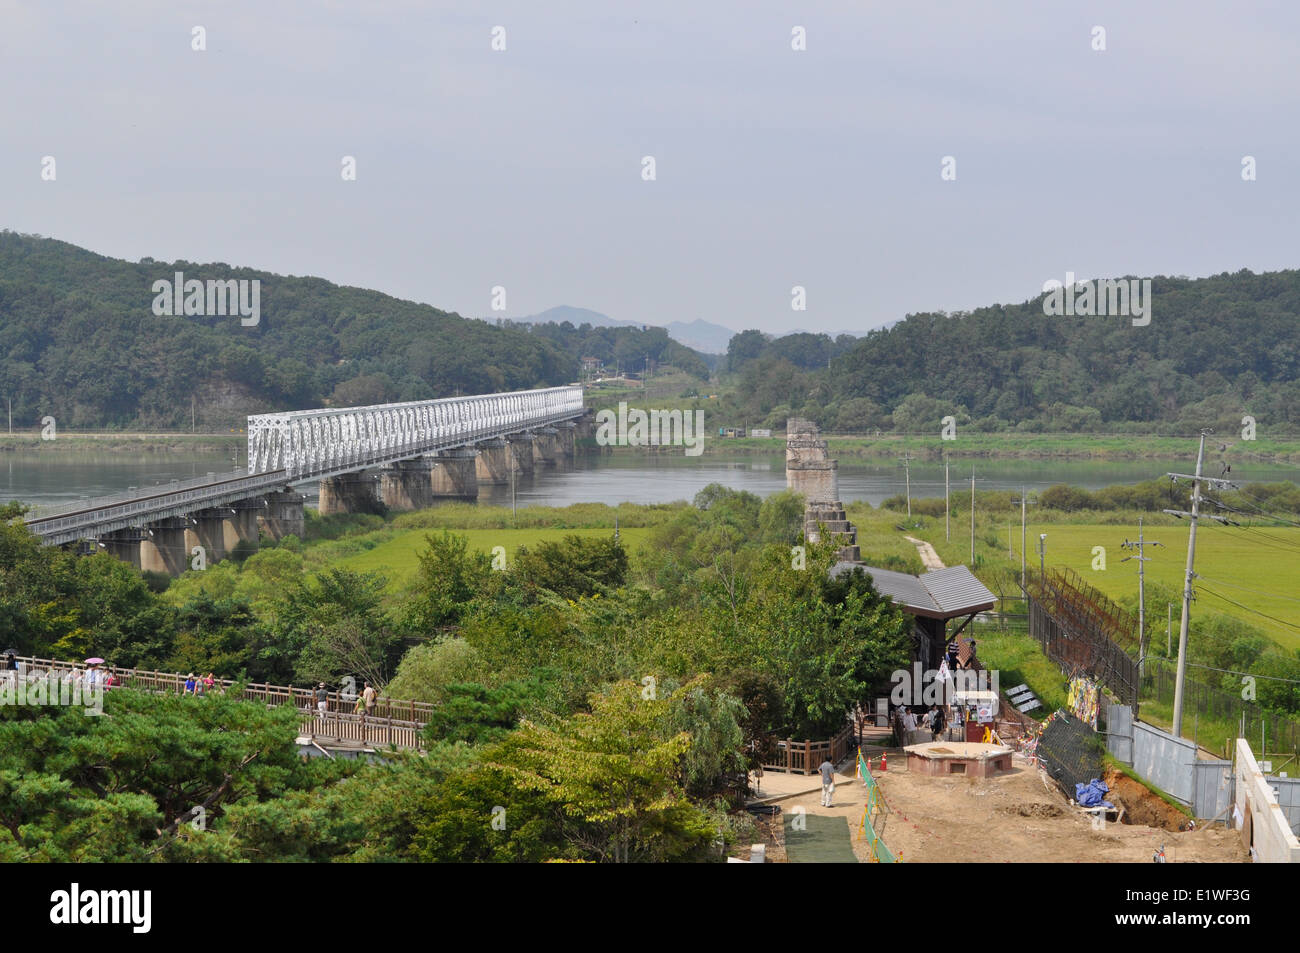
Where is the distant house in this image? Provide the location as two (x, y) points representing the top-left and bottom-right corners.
(580, 356), (603, 377)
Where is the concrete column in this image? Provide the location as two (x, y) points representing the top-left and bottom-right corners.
(555, 421), (577, 459)
(507, 434), (535, 476)
(532, 428), (561, 467)
(379, 458), (436, 511)
(97, 528), (145, 570)
(475, 438), (512, 485)
(140, 517), (191, 576)
(430, 449), (479, 500)
(185, 508), (233, 564)
(226, 499), (262, 552)
(260, 490), (307, 540)
(318, 472), (381, 516)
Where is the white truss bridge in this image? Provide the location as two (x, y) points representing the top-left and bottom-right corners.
(24, 386), (585, 546)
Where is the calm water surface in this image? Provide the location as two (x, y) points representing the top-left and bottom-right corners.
(4, 450), (1296, 513)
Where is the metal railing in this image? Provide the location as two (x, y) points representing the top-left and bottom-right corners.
(247, 385), (584, 479)
(7, 655), (433, 749)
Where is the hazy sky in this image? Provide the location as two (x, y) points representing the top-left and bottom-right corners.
(3, 0), (1296, 336)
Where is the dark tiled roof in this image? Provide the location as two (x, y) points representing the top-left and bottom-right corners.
(830, 562), (997, 618)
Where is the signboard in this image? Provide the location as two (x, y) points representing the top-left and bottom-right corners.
(750, 428), (772, 437)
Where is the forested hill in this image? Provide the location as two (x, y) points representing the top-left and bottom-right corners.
(0, 232), (691, 430)
(730, 269), (1300, 433)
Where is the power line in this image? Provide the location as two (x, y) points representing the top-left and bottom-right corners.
(1193, 573), (1300, 605)
(1195, 585), (1300, 634)
(1174, 660), (1300, 685)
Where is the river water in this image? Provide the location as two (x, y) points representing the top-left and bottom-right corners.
(4, 449), (1296, 513)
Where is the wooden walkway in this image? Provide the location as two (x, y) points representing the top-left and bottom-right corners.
(6, 656), (429, 751)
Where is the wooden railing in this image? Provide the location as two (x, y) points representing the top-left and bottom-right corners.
(761, 723), (857, 775)
(7, 655), (430, 749)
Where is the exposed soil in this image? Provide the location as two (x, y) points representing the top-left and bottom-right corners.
(1102, 766), (1194, 832)
(774, 756), (1246, 863)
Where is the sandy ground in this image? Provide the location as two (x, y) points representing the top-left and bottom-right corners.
(771, 756), (1247, 863)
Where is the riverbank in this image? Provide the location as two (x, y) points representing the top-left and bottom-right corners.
(0, 432), (244, 453)
(665, 432), (1300, 462)
(8, 426), (1300, 463)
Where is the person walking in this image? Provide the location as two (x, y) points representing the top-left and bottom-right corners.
(315, 682), (329, 719)
(931, 704), (946, 742)
(183, 673), (197, 695)
(362, 681), (377, 718)
(819, 757), (836, 808)
(203, 672), (215, 695)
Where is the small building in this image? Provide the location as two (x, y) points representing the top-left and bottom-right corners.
(829, 563), (997, 670)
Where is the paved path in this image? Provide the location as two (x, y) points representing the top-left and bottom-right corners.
(904, 535), (946, 569)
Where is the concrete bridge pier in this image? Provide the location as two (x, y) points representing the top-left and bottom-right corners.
(318, 473), (381, 516)
(430, 449), (479, 500)
(555, 421), (578, 460)
(140, 517), (192, 576)
(186, 508), (234, 564)
(507, 434), (535, 477)
(532, 428), (561, 467)
(96, 528), (146, 570)
(226, 499), (263, 551)
(379, 459), (436, 511)
(260, 490), (307, 540)
(475, 438), (513, 485)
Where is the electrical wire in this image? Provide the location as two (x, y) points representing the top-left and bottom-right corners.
(1192, 573), (1300, 605)
(1196, 585), (1300, 634)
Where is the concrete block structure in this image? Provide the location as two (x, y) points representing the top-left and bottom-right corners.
(786, 417), (838, 503)
(379, 459), (436, 511)
(787, 419), (859, 561)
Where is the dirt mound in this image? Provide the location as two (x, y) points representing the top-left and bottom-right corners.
(1001, 802), (1065, 819)
(1102, 767), (1193, 832)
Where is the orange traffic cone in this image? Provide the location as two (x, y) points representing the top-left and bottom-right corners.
(881, 751), (888, 772)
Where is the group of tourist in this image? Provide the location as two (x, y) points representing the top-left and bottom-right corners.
(314, 681), (379, 719)
(5, 653), (385, 725)
(899, 704), (949, 742)
(182, 672), (218, 696)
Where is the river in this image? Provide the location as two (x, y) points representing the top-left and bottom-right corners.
(3, 449), (1297, 513)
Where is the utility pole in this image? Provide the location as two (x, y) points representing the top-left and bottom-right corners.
(1167, 603), (1173, 655)
(1120, 517), (1161, 677)
(1038, 533), (1046, 581)
(944, 454), (950, 542)
(1011, 487), (1036, 589)
(969, 468), (976, 566)
(901, 454), (912, 519)
(1164, 431), (1235, 737)
(6, 397), (10, 434)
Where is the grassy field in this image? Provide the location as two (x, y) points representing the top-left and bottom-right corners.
(849, 498), (1300, 652)
(1012, 521), (1300, 651)
(334, 526), (650, 589)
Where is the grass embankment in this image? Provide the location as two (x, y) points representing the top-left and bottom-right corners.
(301, 501), (675, 589)
(335, 527), (651, 589)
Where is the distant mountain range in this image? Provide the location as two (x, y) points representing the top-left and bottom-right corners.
(517, 306), (737, 355)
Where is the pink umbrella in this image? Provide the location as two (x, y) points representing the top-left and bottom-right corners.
(85, 657), (105, 665)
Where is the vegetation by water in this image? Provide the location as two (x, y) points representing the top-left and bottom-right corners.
(0, 488), (913, 861)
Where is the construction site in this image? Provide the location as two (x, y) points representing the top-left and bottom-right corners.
(744, 421), (1300, 865)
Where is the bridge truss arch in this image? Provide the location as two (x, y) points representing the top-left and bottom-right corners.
(246, 385), (584, 480)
